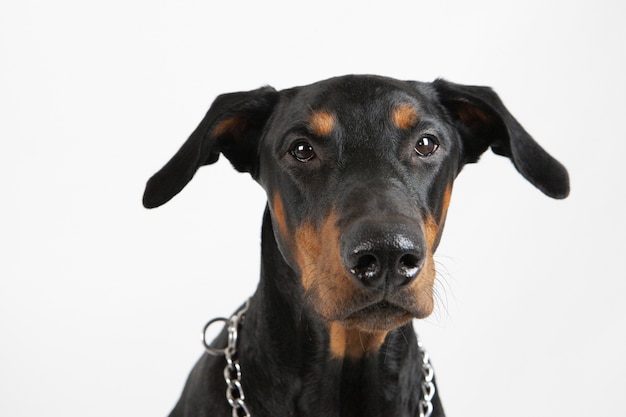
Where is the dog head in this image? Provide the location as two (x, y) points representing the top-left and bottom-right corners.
(143, 75), (569, 356)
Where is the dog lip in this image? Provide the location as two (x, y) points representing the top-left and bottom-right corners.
(338, 300), (414, 331)
(346, 300), (403, 316)
(342, 300), (411, 322)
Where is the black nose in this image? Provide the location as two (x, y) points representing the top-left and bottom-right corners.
(341, 222), (425, 290)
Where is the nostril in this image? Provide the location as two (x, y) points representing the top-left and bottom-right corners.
(350, 253), (380, 282)
(341, 223), (426, 290)
(397, 253), (421, 281)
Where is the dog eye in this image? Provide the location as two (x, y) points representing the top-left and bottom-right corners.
(290, 141), (316, 162)
(414, 136), (439, 157)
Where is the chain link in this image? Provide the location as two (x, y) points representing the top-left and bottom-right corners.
(203, 299), (251, 417)
(417, 339), (436, 417)
(203, 300), (437, 417)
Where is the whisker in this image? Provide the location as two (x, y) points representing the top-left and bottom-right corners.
(427, 254), (457, 326)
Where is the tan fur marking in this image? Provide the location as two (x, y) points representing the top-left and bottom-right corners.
(308, 111), (335, 137)
(424, 183), (453, 252)
(457, 104), (490, 128)
(211, 116), (246, 138)
(329, 322), (387, 359)
(294, 212), (356, 318)
(391, 103), (419, 130)
(440, 183), (452, 224)
(272, 192), (288, 239)
(424, 215), (439, 250)
(405, 249), (436, 318)
(410, 216), (438, 319)
(295, 217), (362, 357)
(293, 221), (322, 290)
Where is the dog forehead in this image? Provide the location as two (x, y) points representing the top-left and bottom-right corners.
(274, 75), (427, 127)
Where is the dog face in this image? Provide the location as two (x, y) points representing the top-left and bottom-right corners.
(257, 77), (460, 331)
(143, 75), (569, 356)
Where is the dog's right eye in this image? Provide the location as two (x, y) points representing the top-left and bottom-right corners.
(414, 135), (440, 157)
(290, 141), (316, 162)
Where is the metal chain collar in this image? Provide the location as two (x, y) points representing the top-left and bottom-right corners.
(203, 299), (251, 417)
(202, 300), (436, 417)
(417, 339), (436, 417)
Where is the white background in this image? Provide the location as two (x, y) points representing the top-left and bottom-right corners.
(2, 1), (624, 416)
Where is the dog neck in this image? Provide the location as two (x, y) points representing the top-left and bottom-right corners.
(233, 207), (427, 416)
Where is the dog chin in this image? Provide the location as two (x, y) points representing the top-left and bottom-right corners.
(339, 301), (417, 332)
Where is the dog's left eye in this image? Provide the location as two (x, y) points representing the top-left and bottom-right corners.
(414, 136), (439, 157)
(290, 141), (316, 162)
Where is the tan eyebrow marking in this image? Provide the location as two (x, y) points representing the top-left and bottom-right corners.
(308, 111), (335, 137)
(391, 103), (420, 130)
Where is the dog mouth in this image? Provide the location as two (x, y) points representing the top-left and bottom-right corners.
(340, 300), (414, 331)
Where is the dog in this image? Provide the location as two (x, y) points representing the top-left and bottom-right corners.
(143, 74), (569, 417)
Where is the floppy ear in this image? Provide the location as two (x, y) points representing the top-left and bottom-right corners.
(142, 86), (279, 208)
(433, 79), (569, 199)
